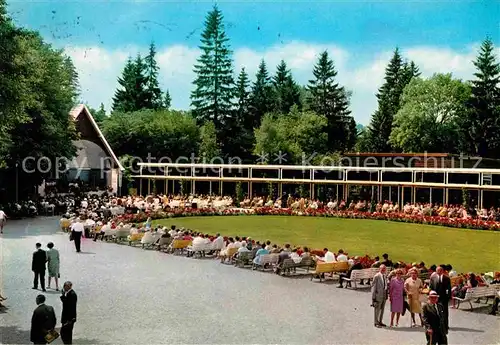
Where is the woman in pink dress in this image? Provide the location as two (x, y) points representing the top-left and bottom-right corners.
(389, 269), (405, 327)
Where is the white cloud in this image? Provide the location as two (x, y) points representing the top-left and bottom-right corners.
(64, 42), (483, 125)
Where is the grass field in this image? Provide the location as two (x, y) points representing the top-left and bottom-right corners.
(155, 216), (500, 273)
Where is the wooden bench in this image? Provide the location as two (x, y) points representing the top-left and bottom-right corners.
(128, 233), (144, 246)
(343, 268), (378, 289)
(220, 247), (239, 263)
(252, 254), (279, 270)
(235, 251), (256, 267)
(187, 242), (214, 258)
(280, 257), (315, 276)
(310, 261), (350, 282)
(453, 285), (500, 310)
(170, 239), (192, 255)
(155, 237), (172, 252)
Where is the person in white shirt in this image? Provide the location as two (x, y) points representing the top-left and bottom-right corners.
(0, 209), (7, 234)
(290, 249), (302, 264)
(233, 237), (242, 249)
(319, 248), (336, 263)
(336, 249), (348, 262)
(70, 218), (84, 253)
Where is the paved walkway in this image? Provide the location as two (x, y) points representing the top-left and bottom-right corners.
(1, 217), (498, 344)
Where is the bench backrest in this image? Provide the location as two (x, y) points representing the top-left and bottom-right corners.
(315, 261), (349, 273)
(351, 268), (378, 280)
(466, 286), (498, 299)
(172, 239), (192, 249)
(226, 247), (239, 257)
(260, 254), (279, 265)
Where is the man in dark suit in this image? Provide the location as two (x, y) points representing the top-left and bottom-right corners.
(429, 266), (452, 330)
(60, 281), (78, 344)
(422, 291), (448, 345)
(32, 243), (47, 291)
(30, 294), (57, 344)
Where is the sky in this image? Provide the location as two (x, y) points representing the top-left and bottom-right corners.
(8, 0), (500, 125)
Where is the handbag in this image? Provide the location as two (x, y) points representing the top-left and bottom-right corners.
(44, 329), (59, 344)
(69, 231), (74, 241)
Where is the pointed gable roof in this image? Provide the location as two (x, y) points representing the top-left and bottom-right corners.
(69, 104), (124, 171)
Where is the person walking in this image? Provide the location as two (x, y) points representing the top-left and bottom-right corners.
(30, 294), (57, 345)
(70, 218), (84, 253)
(60, 281), (77, 344)
(429, 266), (452, 331)
(422, 291), (448, 345)
(0, 208), (7, 234)
(32, 243), (47, 292)
(389, 269), (405, 327)
(371, 264), (388, 327)
(46, 242), (60, 291)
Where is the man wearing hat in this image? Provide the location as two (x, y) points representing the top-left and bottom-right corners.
(422, 291), (448, 345)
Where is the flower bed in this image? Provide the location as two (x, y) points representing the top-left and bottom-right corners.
(114, 207), (500, 231)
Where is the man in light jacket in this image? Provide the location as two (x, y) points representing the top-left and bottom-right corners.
(371, 264), (388, 327)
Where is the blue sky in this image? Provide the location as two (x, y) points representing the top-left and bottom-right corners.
(8, 0), (499, 124)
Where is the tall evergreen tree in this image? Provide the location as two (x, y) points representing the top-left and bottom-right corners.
(463, 38), (500, 157)
(163, 90), (172, 110)
(307, 51), (353, 152)
(272, 60), (301, 113)
(367, 48), (418, 152)
(219, 67), (254, 161)
(190, 5), (235, 130)
(112, 54), (149, 113)
(112, 58), (137, 113)
(235, 67), (250, 118)
(249, 59), (274, 129)
(144, 42), (163, 109)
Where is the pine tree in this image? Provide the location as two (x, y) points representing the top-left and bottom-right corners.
(272, 60), (301, 113)
(112, 58), (136, 113)
(132, 54), (148, 111)
(249, 59), (274, 129)
(91, 103), (107, 123)
(163, 90), (172, 110)
(191, 5), (235, 130)
(368, 48), (417, 152)
(307, 50), (352, 152)
(346, 116), (357, 151)
(221, 67), (254, 160)
(144, 42), (163, 109)
(464, 38), (500, 157)
(235, 67), (250, 119)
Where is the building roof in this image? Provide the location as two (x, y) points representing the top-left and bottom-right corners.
(69, 104), (124, 171)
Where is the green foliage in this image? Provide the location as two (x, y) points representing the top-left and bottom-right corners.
(163, 90), (172, 110)
(268, 181), (274, 199)
(191, 5), (235, 130)
(272, 60), (302, 113)
(390, 73), (471, 153)
(235, 181), (244, 203)
(198, 121), (221, 161)
(254, 107), (328, 164)
(249, 59), (275, 129)
(368, 49), (419, 152)
(88, 103), (107, 124)
(102, 109), (200, 160)
(112, 44), (167, 113)
(144, 42), (164, 110)
(0, 15), (79, 192)
(307, 51), (354, 152)
(298, 184), (309, 198)
(461, 38), (500, 157)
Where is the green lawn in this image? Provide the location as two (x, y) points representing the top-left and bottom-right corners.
(155, 216), (500, 273)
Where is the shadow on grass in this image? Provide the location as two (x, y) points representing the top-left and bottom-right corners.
(0, 326), (103, 344)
